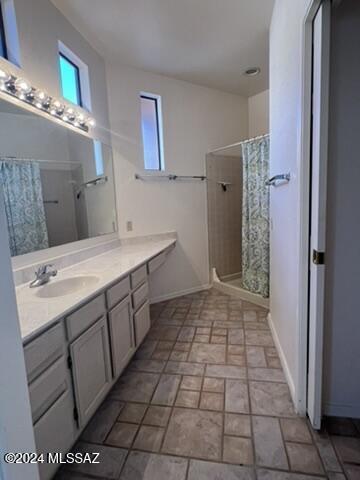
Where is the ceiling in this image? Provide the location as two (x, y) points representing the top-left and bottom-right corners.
(51, 0), (274, 97)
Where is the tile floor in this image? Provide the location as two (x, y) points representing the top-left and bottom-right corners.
(56, 289), (360, 480)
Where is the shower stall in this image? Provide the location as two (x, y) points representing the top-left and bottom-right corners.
(206, 135), (270, 308)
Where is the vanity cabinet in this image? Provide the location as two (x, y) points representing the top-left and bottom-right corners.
(108, 295), (134, 377)
(69, 316), (112, 428)
(23, 244), (174, 479)
(134, 300), (151, 346)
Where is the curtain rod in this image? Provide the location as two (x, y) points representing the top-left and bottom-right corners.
(208, 133), (269, 154)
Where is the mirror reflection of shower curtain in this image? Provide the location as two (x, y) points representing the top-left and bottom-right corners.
(0, 159), (49, 256)
(241, 136), (270, 297)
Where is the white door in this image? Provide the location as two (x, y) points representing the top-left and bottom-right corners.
(307, 0), (331, 429)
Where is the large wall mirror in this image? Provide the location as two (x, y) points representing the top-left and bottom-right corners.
(0, 99), (117, 257)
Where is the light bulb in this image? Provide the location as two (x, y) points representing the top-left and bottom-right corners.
(50, 108), (57, 115)
(62, 114), (69, 122)
(37, 91), (46, 100)
(0, 69), (10, 82)
(15, 78), (32, 93)
(88, 118), (96, 127)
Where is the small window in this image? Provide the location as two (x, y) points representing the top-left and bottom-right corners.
(0, 2), (8, 59)
(59, 53), (82, 106)
(140, 93), (164, 170)
(93, 140), (104, 176)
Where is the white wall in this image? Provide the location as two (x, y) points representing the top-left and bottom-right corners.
(323, 0), (360, 417)
(269, 0), (312, 408)
(7, 0), (110, 141)
(248, 90), (269, 137)
(106, 64), (249, 300)
(0, 188), (39, 480)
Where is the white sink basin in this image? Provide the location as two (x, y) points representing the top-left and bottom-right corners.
(35, 275), (100, 299)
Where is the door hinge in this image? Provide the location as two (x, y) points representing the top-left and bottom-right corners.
(67, 355), (73, 369)
(313, 249), (325, 265)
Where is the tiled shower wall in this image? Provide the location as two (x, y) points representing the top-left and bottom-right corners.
(206, 154), (242, 278)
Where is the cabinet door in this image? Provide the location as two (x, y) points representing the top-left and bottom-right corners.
(108, 295), (134, 378)
(134, 301), (151, 346)
(34, 389), (75, 480)
(70, 316), (112, 428)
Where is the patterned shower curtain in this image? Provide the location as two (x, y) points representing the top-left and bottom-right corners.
(0, 159), (49, 256)
(241, 136), (270, 297)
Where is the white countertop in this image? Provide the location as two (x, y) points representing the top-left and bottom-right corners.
(16, 237), (176, 343)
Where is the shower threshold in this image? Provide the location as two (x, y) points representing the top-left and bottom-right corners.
(212, 268), (269, 309)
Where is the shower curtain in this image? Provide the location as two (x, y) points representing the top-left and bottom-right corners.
(241, 136), (270, 297)
(0, 159), (49, 256)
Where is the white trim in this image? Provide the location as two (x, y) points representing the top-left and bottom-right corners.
(58, 40), (92, 112)
(212, 268), (269, 309)
(150, 284), (211, 304)
(296, 0), (323, 417)
(268, 313), (297, 409)
(324, 403), (360, 418)
(139, 91), (165, 171)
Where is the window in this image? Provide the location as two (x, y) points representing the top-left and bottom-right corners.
(0, 2), (7, 59)
(59, 53), (82, 106)
(93, 140), (104, 176)
(140, 93), (164, 170)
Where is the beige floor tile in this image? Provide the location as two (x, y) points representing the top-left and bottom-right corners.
(152, 374), (181, 406)
(188, 343), (226, 364)
(228, 345), (245, 355)
(170, 351), (188, 361)
(173, 342), (191, 352)
(225, 379), (250, 413)
(253, 416), (288, 470)
(133, 425), (164, 452)
(211, 335), (227, 344)
(180, 375), (202, 391)
(248, 367), (286, 383)
(280, 418), (312, 443)
(227, 354), (246, 366)
(246, 346), (267, 367)
(286, 442), (324, 475)
(202, 377), (224, 393)
(194, 334), (211, 343)
(245, 330), (274, 347)
(162, 408), (223, 460)
(200, 392), (224, 411)
(118, 403), (147, 424)
(206, 364), (247, 379)
(223, 436), (254, 465)
(249, 381), (296, 417)
(120, 452), (188, 480)
(224, 413), (251, 437)
(106, 422), (138, 448)
(143, 406), (171, 427)
(113, 372), (160, 403)
(187, 460), (255, 480)
(175, 390), (200, 408)
(212, 328), (227, 336)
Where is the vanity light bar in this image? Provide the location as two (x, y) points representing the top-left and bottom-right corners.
(0, 68), (95, 132)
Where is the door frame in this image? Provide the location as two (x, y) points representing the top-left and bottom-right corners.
(297, 0), (331, 422)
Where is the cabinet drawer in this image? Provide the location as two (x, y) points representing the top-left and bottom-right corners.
(29, 356), (69, 424)
(24, 323), (65, 383)
(134, 300), (151, 346)
(106, 276), (130, 310)
(130, 264), (147, 289)
(34, 389), (75, 480)
(132, 281), (149, 311)
(66, 294), (106, 341)
(148, 251), (166, 274)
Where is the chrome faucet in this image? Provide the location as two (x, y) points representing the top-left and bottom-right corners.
(29, 264), (57, 288)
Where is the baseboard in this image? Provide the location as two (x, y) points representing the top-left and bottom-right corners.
(221, 271), (242, 281)
(150, 284), (211, 304)
(324, 403), (360, 418)
(267, 312), (297, 409)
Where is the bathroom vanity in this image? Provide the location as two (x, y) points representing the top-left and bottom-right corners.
(17, 238), (175, 479)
